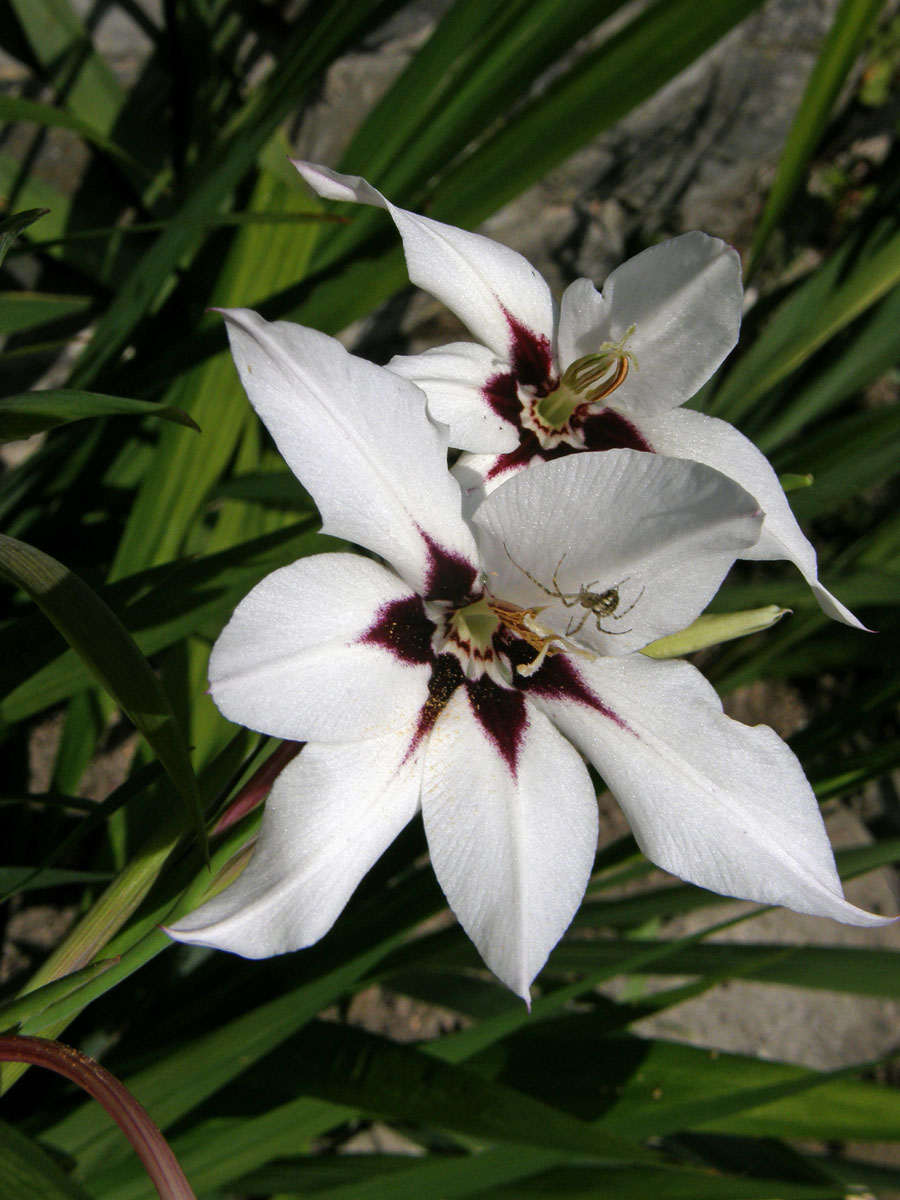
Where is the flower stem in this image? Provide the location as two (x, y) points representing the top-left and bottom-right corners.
(0, 1035), (196, 1200)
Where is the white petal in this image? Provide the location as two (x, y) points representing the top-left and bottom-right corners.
(222, 309), (478, 598)
(293, 161), (557, 363)
(530, 654), (891, 926)
(558, 234), (742, 417)
(389, 343), (520, 453)
(167, 732), (423, 956)
(474, 450), (762, 656)
(639, 406), (865, 628)
(209, 554), (431, 743)
(452, 451), (513, 520)
(422, 687), (597, 1000)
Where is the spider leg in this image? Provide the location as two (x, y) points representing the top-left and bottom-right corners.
(597, 620), (633, 637)
(502, 540), (557, 599)
(612, 582), (645, 621)
(550, 552), (582, 605)
(566, 608), (592, 637)
(551, 553), (572, 599)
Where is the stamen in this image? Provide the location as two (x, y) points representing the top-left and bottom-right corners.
(536, 327), (636, 430)
(488, 600), (596, 676)
(561, 351), (629, 399)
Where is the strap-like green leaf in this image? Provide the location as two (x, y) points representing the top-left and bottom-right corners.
(0, 209), (50, 271)
(0, 535), (206, 860)
(0, 960), (120, 1034)
(746, 0), (886, 275)
(0, 390), (199, 442)
(0, 292), (93, 338)
(0, 1118), (94, 1200)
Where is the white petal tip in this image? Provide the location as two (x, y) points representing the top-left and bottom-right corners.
(290, 160), (386, 210)
(811, 581), (869, 631)
(829, 904), (897, 928)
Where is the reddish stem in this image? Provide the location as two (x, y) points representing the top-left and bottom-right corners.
(213, 739), (303, 834)
(0, 1035), (195, 1200)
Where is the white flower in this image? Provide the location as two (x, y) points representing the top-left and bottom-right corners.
(294, 161), (862, 630)
(166, 309), (889, 1000)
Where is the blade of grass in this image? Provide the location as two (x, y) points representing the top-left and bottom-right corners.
(0, 535), (205, 858)
(0, 390), (199, 441)
(746, 0), (886, 276)
(429, 0), (766, 227)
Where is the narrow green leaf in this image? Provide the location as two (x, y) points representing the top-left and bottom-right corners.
(108, 163), (318, 577)
(230, 1021), (655, 1164)
(552, 940), (900, 998)
(45, 936), (426, 1163)
(95, 1099), (357, 1200)
(0, 520), (329, 723)
(0, 209), (50, 270)
(711, 218), (900, 425)
(228, 1147), (567, 1200)
(0, 96), (155, 181)
(0, 765), (164, 906)
(5, 0), (169, 207)
(746, 0), (886, 274)
(211, 470), (311, 511)
(0, 1117), (93, 1200)
(762, 278), (900, 447)
(67, 0), (402, 386)
(234, 1157), (846, 1200)
(0, 292), (93, 338)
(0, 960), (120, 1034)
(774, 405), (900, 522)
(0, 154), (141, 285)
(318, 0), (627, 268)
(0, 390), (199, 442)
(0, 535), (206, 859)
(430, 0), (765, 227)
(0, 867), (112, 893)
(471, 1018), (899, 1141)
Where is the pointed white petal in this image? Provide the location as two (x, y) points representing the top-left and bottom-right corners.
(389, 343), (520, 453)
(422, 687), (597, 999)
(639, 407), (866, 628)
(474, 450), (762, 656)
(222, 308), (478, 598)
(293, 161), (557, 363)
(167, 732), (423, 956)
(209, 554), (431, 743)
(530, 654), (891, 926)
(558, 234), (742, 417)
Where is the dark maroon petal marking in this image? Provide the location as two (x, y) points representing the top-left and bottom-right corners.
(404, 652), (465, 761)
(485, 430), (542, 481)
(359, 595), (435, 665)
(482, 370), (523, 428)
(465, 674), (527, 777)
(484, 409), (653, 483)
(575, 407), (654, 453)
(419, 528), (478, 603)
(505, 639), (631, 732)
(485, 433), (581, 482)
(503, 308), (555, 393)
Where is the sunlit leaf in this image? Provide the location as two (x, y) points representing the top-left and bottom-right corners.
(0, 390), (199, 442)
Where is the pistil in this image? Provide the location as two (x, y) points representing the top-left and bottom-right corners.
(450, 596), (501, 654)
